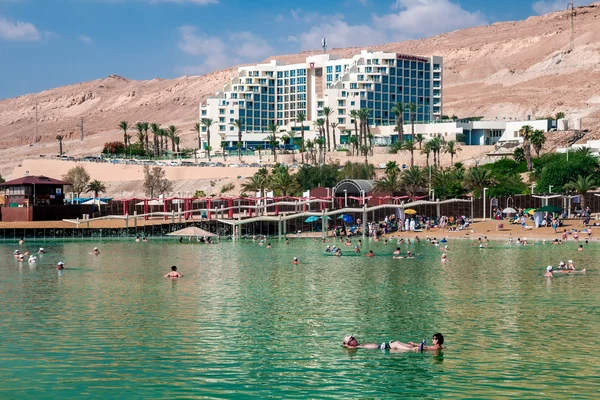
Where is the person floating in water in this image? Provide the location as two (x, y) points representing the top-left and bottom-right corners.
(292, 257), (299, 265)
(441, 253), (448, 262)
(56, 261), (65, 270)
(91, 247), (100, 256)
(266, 243), (272, 249)
(342, 335), (380, 349)
(364, 250), (375, 257)
(164, 265), (182, 278)
(334, 248), (342, 256)
(38, 247), (46, 254)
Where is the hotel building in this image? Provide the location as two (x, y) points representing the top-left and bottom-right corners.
(199, 50), (443, 147)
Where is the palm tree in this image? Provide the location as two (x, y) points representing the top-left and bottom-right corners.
(241, 172), (270, 199)
(358, 108), (370, 148)
(142, 122), (150, 156)
(135, 122), (146, 152)
(530, 129), (546, 157)
(314, 119), (325, 164)
(564, 175), (596, 210)
(408, 102), (417, 165)
(350, 109), (360, 150)
(232, 118), (244, 162)
(221, 142), (228, 162)
(150, 123), (161, 157)
(194, 122), (201, 162)
(401, 166), (426, 198)
(56, 135), (65, 157)
(267, 123), (279, 162)
(271, 169), (300, 196)
(385, 161), (399, 176)
(297, 112), (306, 164)
(421, 141), (432, 168)
(287, 130), (297, 162)
(374, 170), (401, 195)
(444, 140), (462, 166)
(314, 137), (325, 165)
(86, 179), (106, 198)
(360, 144), (370, 165)
(555, 111), (565, 120)
(158, 128), (168, 156)
(167, 125), (178, 153)
(304, 140), (315, 164)
(519, 124), (534, 171)
(330, 121), (339, 151)
(119, 121), (130, 148)
(201, 118), (215, 162)
(349, 135), (358, 156)
(415, 134), (424, 149)
(391, 102), (405, 141)
(464, 166), (495, 198)
(429, 136), (443, 168)
(174, 135), (181, 153)
(323, 107), (333, 152)
(255, 145), (264, 162)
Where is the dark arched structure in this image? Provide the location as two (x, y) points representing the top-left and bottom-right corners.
(333, 179), (376, 197)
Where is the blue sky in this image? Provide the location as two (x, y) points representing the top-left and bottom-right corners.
(0, 0), (592, 99)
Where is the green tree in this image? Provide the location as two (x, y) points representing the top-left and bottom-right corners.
(221, 141), (228, 162)
(555, 111), (565, 120)
(142, 122), (150, 156)
(241, 170), (270, 198)
(415, 133), (424, 149)
(56, 135), (65, 157)
(464, 166), (495, 198)
(135, 122), (146, 152)
(432, 168), (465, 199)
(402, 166), (426, 198)
(143, 165), (173, 197)
(519, 125), (534, 171)
(323, 107), (333, 152)
(374, 170), (401, 195)
(513, 147), (526, 163)
(429, 136), (443, 168)
(194, 122), (201, 162)
(422, 141), (432, 168)
(119, 121), (130, 148)
(267, 122), (279, 163)
(444, 140), (462, 166)
(62, 166), (90, 198)
(564, 175), (597, 210)
(350, 109), (360, 152)
(530, 129), (546, 158)
(86, 179), (106, 198)
(341, 161), (375, 180)
(391, 102), (405, 141)
(201, 118), (215, 162)
(150, 123), (161, 157)
(167, 125), (178, 153)
(295, 164), (340, 190)
(385, 161), (399, 176)
(271, 167), (300, 196)
(330, 121), (339, 151)
(296, 112), (307, 164)
(407, 102), (417, 166)
(233, 118), (244, 162)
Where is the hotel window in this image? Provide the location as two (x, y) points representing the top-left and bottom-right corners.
(338, 100), (345, 106)
(219, 125), (225, 131)
(219, 109), (225, 114)
(284, 70), (289, 77)
(246, 78), (252, 84)
(335, 65), (342, 73)
(290, 70), (296, 77)
(327, 74), (333, 82)
(337, 108), (345, 115)
(350, 83), (358, 89)
(326, 66), (333, 73)
(201, 110), (207, 116)
(230, 126), (234, 131)
(277, 71), (283, 78)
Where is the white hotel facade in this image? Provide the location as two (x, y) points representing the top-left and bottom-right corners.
(199, 50), (443, 148)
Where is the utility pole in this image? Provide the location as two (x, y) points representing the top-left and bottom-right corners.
(568, 2), (576, 53)
(34, 100), (38, 143)
(76, 117), (84, 141)
(321, 37), (327, 54)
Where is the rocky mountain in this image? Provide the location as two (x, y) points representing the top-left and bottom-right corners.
(1, 2), (599, 177)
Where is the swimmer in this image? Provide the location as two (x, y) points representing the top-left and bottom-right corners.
(28, 255), (36, 263)
(545, 266), (553, 277)
(441, 253), (448, 262)
(567, 260), (575, 271)
(557, 261), (566, 269)
(357, 240), (362, 247)
(393, 253), (404, 259)
(393, 247), (401, 255)
(266, 243), (272, 249)
(406, 251), (414, 259)
(406, 333), (445, 351)
(13, 250), (20, 258)
(142, 237), (148, 242)
(342, 335), (380, 349)
(292, 257), (299, 265)
(334, 248), (342, 256)
(364, 250), (375, 257)
(38, 247), (46, 254)
(56, 261), (64, 270)
(19, 237), (24, 245)
(384, 239), (388, 245)
(578, 244), (583, 252)
(17, 253), (25, 262)
(136, 236), (140, 242)
(164, 265), (182, 278)
(354, 246), (361, 253)
(285, 239), (289, 245)
(325, 245), (331, 253)
(91, 247), (100, 256)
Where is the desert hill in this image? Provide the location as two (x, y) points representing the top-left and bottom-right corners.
(1, 2), (600, 179)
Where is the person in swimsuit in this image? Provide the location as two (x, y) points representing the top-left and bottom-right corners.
(91, 247), (100, 256)
(56, 261), (65, 270)
(397, 333), (445, 351)
(292, 257), (299, 265)
(545, 266), (553, 277)
(342, 335), (380, 349)
(164, 266), (182, 278)
(364, 250), (375, 257)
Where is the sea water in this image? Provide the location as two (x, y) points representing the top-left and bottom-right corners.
(0, 239), (598, 398)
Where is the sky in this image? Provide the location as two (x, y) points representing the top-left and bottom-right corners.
(0, 0), (594, 99)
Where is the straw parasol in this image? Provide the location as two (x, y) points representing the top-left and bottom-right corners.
(168, 226), (217, 237)
(404, 209), (417, 215)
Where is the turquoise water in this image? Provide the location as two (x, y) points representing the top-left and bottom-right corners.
(1, 238), (599, 399)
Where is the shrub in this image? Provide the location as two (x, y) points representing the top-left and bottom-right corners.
(194, 190), (206, 197)
(102, 141), (126, 155)
(220, 183), (235, 193)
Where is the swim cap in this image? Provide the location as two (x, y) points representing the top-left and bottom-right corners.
(547, 266), (553, 271)
(568, 260), (573, 263)
(58, 261), (64, 265)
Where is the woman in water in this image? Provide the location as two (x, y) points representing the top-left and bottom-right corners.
(342, 335), (380, 349)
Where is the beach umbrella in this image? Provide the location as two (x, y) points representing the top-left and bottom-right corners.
(305, 216), (319, 223)
(81, 199), (108, 205)
(503, 207), (517, 214)
(342, 214), (354, 223)
(524, 208), (535, 215)
(320, 215), (331, 220)
(168, 226), (217, 237)
(535, 205), (562, 213)
(404, 209), (417, 215)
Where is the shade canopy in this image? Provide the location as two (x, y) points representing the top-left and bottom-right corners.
(404, 209), (417, 215)
(81, 199), (108, 205)
(167, 226), (217, 237)
(305, 216), (319, 223)
(503, 207), (517, 214)
(337, 214), (354, 223)
(536, 205), (562, 213)
(135, 200), (164, 206)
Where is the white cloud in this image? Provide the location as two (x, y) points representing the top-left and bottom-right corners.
(0, 15), (40, 41)
(177, 26), (275, 76)
(288, 12), (388, 50)
(532, 0), (593, 15)
(373, 0), (487, 39)
(78, 34), (94, 45)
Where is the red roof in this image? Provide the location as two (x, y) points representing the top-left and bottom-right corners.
(1, 175), (70, 186)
